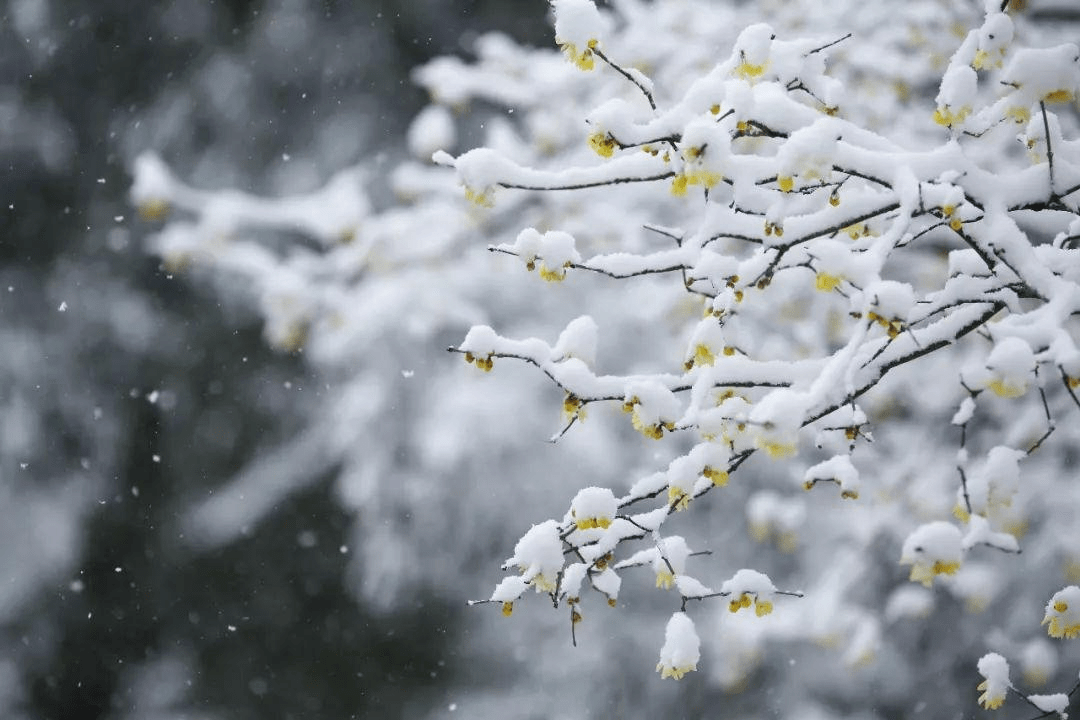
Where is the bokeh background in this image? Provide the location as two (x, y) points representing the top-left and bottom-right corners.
(1, 2), (547, 718)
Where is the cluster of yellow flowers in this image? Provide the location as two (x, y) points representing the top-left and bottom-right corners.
(463, 351), (495, 372)
(728, 592), (773, 616)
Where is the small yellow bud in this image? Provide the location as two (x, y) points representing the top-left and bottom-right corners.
(777, 176), (794, 193)
(502, 602), (513, 617)
(829, 193), (840, 207)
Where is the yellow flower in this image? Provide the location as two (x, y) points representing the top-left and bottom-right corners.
(684, 169), (724, 189)
(1042, 589), (1080, 639)
(933, 105), (971, 127)
(977, 680), (1006, 709)
(777, 175), (794, 193)
(729, 593), (753, 613)
(1005, 105), (1031, 125)
(539, 261), (570, 282)
(757, 438), (797, 459)
(560, 38), (598, 70)
(988, 379), (1026, 398)
(464, 186), (495, 208)
(657, 612), (700, 679)
(685, 343), (716, 370)
(463, 351), (494, 372)
(670, 173), (689, 196)
(844, 223), (866, 239)
(631, 410), (667, 440)
(563, 393), (587, 423)
(976, 652), (1010, 709)
(574, 516), (611, 530)
(532, 573), (557, 593)
(815, 273), (842, 292)
(908, 560), (961, 587)
(656, 570), (675, 589)
(734, 61), (767, 81)
(588, 131), (617, 158)
(501, 602), (514, 617)
(702, 466), (728, 487)
(667, 486), (691, 511)
(657, 662), (694, 680)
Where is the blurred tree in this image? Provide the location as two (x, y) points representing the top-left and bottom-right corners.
(0, 0), (546, 718)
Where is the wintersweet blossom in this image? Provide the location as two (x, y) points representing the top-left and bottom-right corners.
(972, 12), (1012, 70)
(553, 0), (606, 71)
(683, 317), (726, 370)
(570, 487), (617, 531)
(490, 576), (530, 617)
(731, 24), (774, 82)
(624, 381), (680, 440)
(587, 131), (617, 158)
(749, 389), (810, 458)
(653, 536), (691, 590)
(720, 568), (777, 616)
(976, 652), (1010, 710)
(984, 338), (1036, 398)
(900, 522), (964, 587)
(505, 520), (565, 593)
(1042, 586), (1080, 639)
(656, 612), (700, 680)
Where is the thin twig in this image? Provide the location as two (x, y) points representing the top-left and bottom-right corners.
(594, 47), (655, 110)
(807, 33), (852, 55)
(1041, 100), (1057, 197)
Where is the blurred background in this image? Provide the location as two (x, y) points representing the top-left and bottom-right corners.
(0, 2), (548, 718)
